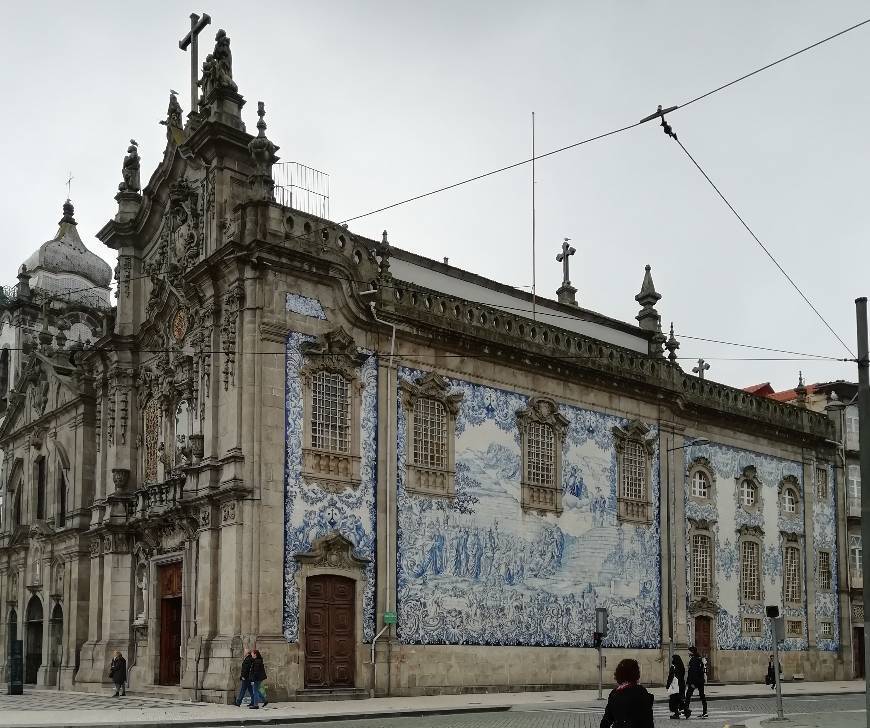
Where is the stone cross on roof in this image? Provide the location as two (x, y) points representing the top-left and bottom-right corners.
(179, 12), (212, 117)
(693, 358), (710, 379)
(555, 238), (578, 307)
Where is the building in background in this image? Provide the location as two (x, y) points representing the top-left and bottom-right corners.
(0, 22), (851, 701)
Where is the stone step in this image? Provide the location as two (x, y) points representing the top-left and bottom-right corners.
(294, 687), (368, 702)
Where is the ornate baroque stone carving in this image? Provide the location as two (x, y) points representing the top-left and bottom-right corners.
(221, 285), (245, 390)
(294, 532), (370, 571)
(221, 501), (236, 524)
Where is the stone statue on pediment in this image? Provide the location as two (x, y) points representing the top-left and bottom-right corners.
(118, 140), (141, 194)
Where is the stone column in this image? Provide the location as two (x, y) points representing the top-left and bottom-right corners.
(373, 352), (393, 695)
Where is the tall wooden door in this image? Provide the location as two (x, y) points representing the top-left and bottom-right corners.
(694, 615), (713, 681)
(305, 575), (355, 688)
(855, 627), (865, 678)
(158, 562), (182, 685)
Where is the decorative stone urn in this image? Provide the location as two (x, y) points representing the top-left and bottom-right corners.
(111, 468), (130, 493)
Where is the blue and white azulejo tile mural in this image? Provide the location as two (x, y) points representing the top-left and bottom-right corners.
(285, 292), (327, 320)
(396, 367), (661, 648)
(282, 332), (377, 643)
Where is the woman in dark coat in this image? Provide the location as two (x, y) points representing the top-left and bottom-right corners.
(666, 655), (686, 719)
(600, 658), (654, 728)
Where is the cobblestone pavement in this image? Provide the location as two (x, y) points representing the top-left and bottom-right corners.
(0, 689), (199, 711)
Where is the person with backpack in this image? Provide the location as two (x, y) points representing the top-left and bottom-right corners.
(666, 654), (686, 719)
(683, 646), (708, 718)
(600, 658), (654, 728)
(109, 651), (126, 697)
(250, 649), (268, 709)
(233, 649), (254, 707)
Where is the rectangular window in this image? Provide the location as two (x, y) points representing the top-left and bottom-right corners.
(818, 551), (832, 591)
(787, 620), (803, 636)
(851, 542), (863, 573)
(413, 397), (447, 469)
(691, 471), (710, 498)
(820, 622), (834, 638)
(847, 415), (860, 434)
(741, 541), (761, 601)
(784, 546), (802, 603)
(311, 371), (350, 452)
(526, 421), (555, 486)
(816, 467), (828, 500)
(742, 617), (762, 634)
(692, 534), (711, 597)
(621, 440), (646, 501)
(848, 465), (861, 501)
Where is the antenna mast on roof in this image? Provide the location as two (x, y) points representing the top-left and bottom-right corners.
(531, 112), (537, 322)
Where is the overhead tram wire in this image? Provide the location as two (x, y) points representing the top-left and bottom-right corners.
(671, 135), (856, 359)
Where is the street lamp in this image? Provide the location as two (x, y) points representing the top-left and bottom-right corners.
(665, 437), (710, 665)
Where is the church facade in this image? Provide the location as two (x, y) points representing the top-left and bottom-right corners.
(0, 22), (851, 701)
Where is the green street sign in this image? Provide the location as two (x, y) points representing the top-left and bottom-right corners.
(383, 611), (397, 625)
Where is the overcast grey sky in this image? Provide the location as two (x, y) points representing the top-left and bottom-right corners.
(2, 1), (867, 392)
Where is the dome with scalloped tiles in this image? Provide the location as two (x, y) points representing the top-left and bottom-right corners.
(22, 200), (113, 303)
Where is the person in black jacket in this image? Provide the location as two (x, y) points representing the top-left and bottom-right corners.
(109, 651), (127, 697)
(666, 655), (686, 719)
(600, 658), (654, 728)
(233, 649), (254, 707)
(683, 646), (708, 718)
(250, 649), (268, 709)
(765, 654), (782, 689)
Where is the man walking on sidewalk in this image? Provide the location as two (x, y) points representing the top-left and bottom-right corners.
(683, 646), (708, 718)
(233, 648), (255, 707)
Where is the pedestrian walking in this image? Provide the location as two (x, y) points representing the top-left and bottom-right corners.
(666, 654), (686, 719)
(233, 648), (255, 707)
(600, 658), (654, 728)
(765, 654), (782, 689)
(109, 650), (127, 697)
(683, 646), (708, 718)
(250, 649), (268, 709)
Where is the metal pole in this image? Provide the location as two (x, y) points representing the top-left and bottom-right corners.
(772, 624), (784, 720)
(597, 644), (603, 700)
(668, 438), (675, 665)
(531, 112), (536, 322)
(854, 297), (870, 723)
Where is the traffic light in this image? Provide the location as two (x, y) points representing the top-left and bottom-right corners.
(593, 632), (603, 649)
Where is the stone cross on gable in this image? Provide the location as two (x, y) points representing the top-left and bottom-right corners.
(179, 12), (212, 116)
(556, 238), (576, 287)
(693, 358), (710, 379)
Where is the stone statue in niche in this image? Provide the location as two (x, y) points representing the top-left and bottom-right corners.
(118, 140), (141, 193)
(134, 562), (147, 622)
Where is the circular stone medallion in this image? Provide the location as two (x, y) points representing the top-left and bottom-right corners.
(171, 309), (188, 343)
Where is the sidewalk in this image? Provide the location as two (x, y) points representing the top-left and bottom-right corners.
(758, 708), (866, 728)
(1, 680), (864, 728)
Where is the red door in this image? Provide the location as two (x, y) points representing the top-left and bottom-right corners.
(158, 563), (182, 685)
(695, 616), (713, 681)
(305, 575), (355, 688)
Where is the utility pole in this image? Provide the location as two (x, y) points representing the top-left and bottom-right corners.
(854, 297), (870, 722)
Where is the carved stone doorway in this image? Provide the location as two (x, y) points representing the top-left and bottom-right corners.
(304, 575), (355, 688)
(157, 562), (182, 685)
(694, 615), (713, 681)
(6, 608), (17, 658)
(24, 595), (43, 684)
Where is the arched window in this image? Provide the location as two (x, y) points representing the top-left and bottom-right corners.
(691, 471), (710, 499)
(35, 457), (46, 521)
(740, 479), (756, 507)
(56, 471), (66, 527)
(613, 420), (654, 524)
(517, 397), (568, 514)
(783, 487), (797, 514)
(0, 345), (10, 402)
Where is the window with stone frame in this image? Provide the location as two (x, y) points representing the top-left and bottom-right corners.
(692, 533), (713, 598)
(818, 550), (832, 591)
(400, 372), (463, 498)
(737, 465), (762, 513)
(783, 542), (802, 605)
(787, 619), (803, 637)
(613, 420), (655, 524)
(848, 465), (861, 503)
(779, 475), (801, 516)
(688, 457), (716, 503)
(300, 328), (365, 491)
(740, 536), (762, 602)
(815, 466), (828, 501)
(517, 397), (568, 514)
(740, 479), (757, 507)
(849, 535), (862, 574)
(742, 617), (762, 635)
(820, 621), (834, 638)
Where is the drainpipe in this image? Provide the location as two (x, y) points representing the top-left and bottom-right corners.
(366, 300), (396, 698)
